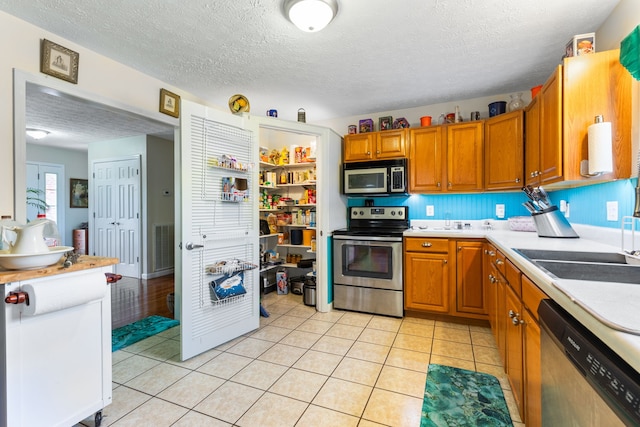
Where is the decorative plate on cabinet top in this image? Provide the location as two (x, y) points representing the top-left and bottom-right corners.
(228, 94), (250, 114)
(392, 117), (410, 129)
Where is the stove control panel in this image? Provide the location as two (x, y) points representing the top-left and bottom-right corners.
(349, 206), (407, 220)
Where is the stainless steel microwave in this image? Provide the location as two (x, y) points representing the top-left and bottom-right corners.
(343, 159), (407, 195)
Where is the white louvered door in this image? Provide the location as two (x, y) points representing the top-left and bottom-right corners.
(178, 101), (259, 360)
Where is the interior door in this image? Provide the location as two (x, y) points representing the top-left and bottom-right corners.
(178, 100), (259, 360)
(26, 162), (66, 244)
(92, 156), (141, 278)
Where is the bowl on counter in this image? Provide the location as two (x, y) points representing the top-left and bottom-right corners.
(0, 246), (73, 270)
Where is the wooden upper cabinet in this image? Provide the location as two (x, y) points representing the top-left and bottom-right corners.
(524, 49), (632, 186)
(343, 133), (375, 162)
(377, 129), (408, 159)
(344, 129), (407, 162)
(524, 95), (541, 186)
(562, 49), (632, 182)
(484, 110), (524, 190)
(409, 126), (444, 192)
(446, 121), (484, 192)
(539, 65), (563, 184)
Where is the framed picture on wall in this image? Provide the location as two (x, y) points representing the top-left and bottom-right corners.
(159, 88), (180, 118)
(70, 178), (88, 208)
(40, 39), (79, 84)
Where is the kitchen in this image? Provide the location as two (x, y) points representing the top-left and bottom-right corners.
(1, 0), (640, 426)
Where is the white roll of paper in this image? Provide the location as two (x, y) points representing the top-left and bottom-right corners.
(588, 121), (613, 174)
(21, 271), (107, 316)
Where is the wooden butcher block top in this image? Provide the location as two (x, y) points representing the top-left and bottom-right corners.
(0, 256), (118, 284)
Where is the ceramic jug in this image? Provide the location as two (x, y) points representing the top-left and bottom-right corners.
(1, 221), (50, 254)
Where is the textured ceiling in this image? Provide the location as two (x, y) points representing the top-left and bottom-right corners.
(1, 0), (621, 149)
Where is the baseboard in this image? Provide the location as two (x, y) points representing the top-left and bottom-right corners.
(142, 268), (174, 280)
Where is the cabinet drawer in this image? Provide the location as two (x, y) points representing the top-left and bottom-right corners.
(405, 237), (448, 253)
(506, 259), (522, 297)
(493, 250), (506, 275)
(522, 275), (548, 320)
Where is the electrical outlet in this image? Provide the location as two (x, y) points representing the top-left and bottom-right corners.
(606, 201), (618, 221)
(495, 204), (505, 219)
(426, 205), (434, 216)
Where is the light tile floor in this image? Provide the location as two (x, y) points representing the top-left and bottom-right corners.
(80, 292), (525, 427)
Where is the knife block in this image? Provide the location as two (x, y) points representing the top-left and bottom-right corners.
(531, 206), (579, 238)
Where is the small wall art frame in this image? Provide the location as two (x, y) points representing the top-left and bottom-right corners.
(70, 178), (88, 208)
(379, 116), (392, 131)
(159, 88), (180, 118)
(40, 39), (79, 84)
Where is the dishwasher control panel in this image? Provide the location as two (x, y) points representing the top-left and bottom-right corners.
(540, 300), (640, 424)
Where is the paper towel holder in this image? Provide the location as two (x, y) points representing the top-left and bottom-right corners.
(580, 115), (613, 177)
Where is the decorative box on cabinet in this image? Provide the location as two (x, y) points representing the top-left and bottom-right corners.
(73, 228), (88, 255)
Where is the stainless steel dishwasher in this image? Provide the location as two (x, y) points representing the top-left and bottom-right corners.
(539, 300), (640, 426)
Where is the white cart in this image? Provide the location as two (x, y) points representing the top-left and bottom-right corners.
(1, 265), (113, 427)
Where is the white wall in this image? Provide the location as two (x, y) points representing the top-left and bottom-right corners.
(0, 10), (213, 217)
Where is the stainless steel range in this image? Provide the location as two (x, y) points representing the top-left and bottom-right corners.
(332, 206), (408, 317)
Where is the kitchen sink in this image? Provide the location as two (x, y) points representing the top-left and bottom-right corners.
(514, 249), (627, 264)
(514, 248), (640, 284)
(534, 260), (640, 284)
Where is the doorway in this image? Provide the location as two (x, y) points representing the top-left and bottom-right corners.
(14, 69), (177, 320)
(26, 161), (66, 244)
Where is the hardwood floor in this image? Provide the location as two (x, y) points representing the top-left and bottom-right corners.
(111, 274), (175, 329)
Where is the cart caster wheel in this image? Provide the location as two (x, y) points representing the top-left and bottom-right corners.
(95, 410), (103, 427)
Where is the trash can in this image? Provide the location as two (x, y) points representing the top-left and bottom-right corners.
(303, 276), (316, 307)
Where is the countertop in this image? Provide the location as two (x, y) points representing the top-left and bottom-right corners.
(405, 221), (640, 373)
(0, 255), (119, 284)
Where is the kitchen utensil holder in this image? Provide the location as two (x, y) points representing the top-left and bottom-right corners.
(531, 206), (579, 238)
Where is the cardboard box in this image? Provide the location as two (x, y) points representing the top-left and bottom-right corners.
(276, 270), (288, 294)
(565, 33), (595, 58)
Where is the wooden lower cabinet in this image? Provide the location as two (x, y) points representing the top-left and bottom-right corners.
(523, 307), (542, 427)
(482, 245), (548, 425)
(404, 237), (450, 313)
(505, 284), (524, 417)
(455, 241), (485, 315)
(405, 238), (486, 319)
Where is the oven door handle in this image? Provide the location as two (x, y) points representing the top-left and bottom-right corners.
(332, 235), (403, 242)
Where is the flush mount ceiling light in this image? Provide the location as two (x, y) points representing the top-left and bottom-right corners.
(26, 129), (50, 140)
(284, 0), (338, 32)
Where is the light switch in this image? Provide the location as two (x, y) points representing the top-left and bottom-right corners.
(606, 201), (618, 221)
(495, 204), (505, 219)
(426, 205), (435, 216)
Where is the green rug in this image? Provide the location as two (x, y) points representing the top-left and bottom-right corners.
(112, 315), (179, 352)
(421, 364), (513, 427)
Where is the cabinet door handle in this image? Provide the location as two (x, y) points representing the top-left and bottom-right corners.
(448, 182), (452, 188)
(367, 151), (371, 155)
(496, 259), (504, 265)
(376, 150), (380, 154)
(443, 259), (448, 265)
(437, 182), (441, 188)
(515, 178), (520, 183)
(421, 242), (432, 247)
(488, 250), (496, 257)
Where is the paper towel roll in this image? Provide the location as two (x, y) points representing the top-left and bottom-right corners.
(21, 271), (107, 316)
(588, 120), (613, 174)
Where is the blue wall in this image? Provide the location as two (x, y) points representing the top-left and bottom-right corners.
(347, 178), (638, 229)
